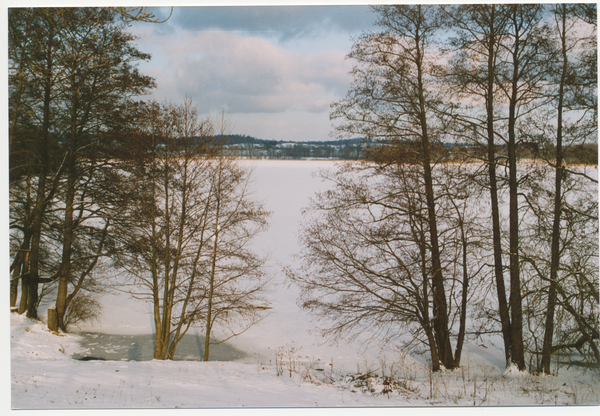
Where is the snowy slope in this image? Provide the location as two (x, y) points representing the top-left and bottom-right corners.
(9, 313), (600, 411)
(11, 313), (407, 409)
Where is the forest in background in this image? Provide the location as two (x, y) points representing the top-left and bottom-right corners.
(217, 134), (598, 162)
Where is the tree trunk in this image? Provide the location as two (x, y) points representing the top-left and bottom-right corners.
(11, 176), (33, 309)
(507, 11), (525, 370)
(414, 208), (440, 371)
(204, 166), (222, 362)
(415, 23), (453, 369)
(149, 133), (164, 360)
(159, 160), (174, 360)
(27, 17), (55, 320)
(56, 148), (77, 331)
(27, 134), (48, 319)
(541, 4), (568, 375)
(485, 5), (513, 366)
(11, 252), (23, 308)
(18, 277), (30, 315)
(453, 218), (469, 368)
(425, 322), (440, 372)
(47, 307), (58, 332)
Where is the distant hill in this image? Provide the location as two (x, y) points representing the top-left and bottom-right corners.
(210, 134), (368, 160)
(214, 134), (365, 147)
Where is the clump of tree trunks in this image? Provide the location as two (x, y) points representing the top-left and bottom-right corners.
(112, 102), (271, 360)
(9, 7), (156, 327)
(289, 4), (597, 374)
(9, 7), (271, 361)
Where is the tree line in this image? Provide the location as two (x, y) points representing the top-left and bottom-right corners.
(9, 7), (270, 360)
(208, 134), (598, 162)
(287, 4), (597, 374)
(209, 135), (365, 159)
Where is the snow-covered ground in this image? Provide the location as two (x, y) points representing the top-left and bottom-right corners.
(7, 160), (600, 412)
(9, 312), (600, 412)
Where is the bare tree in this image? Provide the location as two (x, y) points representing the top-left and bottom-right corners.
(506, 4), (598, 373)
(201, 110), (271, 361)
(441, 3), (514, 367)
(288, 154), (484, 371)
(9, 7), (154, 324)
(115, 100), (270, 360)
(497, 5), (554, 370)
(444, 4), (559, 371)
(329, 5), (457, 370)
(521, 169), (599, 370)
(540, 3), (577, 374)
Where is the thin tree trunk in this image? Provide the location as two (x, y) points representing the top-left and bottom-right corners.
(27, 30), (54, 319)
(10, 259), (21, 308)
(415, 16), (453, 369)
(17, 251), (31, 313)
(485, 5), (513, 366)
(28, 182), (45, 319)
(12, 174), (33, 309)
(56, 139), (77, 330)
(150, 131), (164, 360)
(11, 245), (28, 308)
(204, 164), (222, 362)
(507, 9), (525, 370)
(453, 215), (469, 368)
(415, 206), (440, 372)
(541, 5), (568, 375)
(159, 157), (174, 360)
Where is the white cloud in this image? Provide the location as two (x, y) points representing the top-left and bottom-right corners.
(129, 26), (355, 140)
(135, 28), (352, 114)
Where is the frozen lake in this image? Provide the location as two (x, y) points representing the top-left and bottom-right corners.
(51, 160), (598, 370)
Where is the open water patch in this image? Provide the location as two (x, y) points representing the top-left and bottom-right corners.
(71, 332), (247, 362)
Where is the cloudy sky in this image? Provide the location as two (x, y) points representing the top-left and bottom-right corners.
(127, 5), (379, 142)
